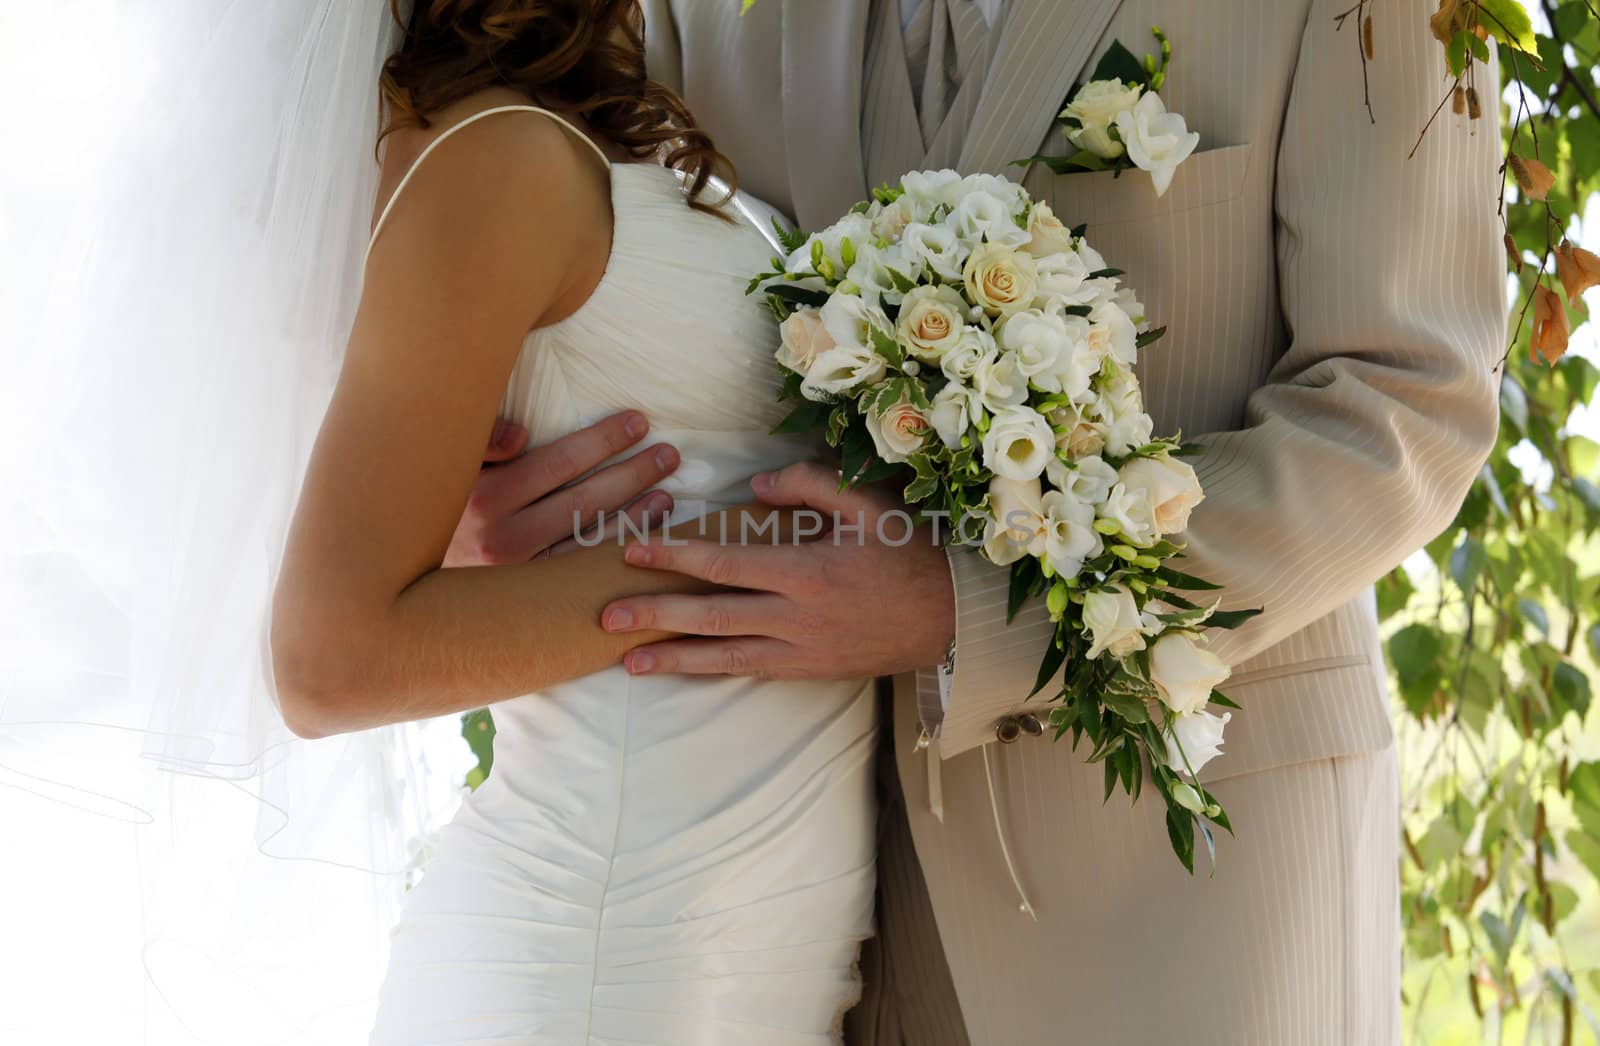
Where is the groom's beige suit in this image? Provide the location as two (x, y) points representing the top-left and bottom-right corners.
(647, 1), (1505, 1042)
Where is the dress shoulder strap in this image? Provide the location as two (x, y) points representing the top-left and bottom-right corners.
(364, 104), (610, 264)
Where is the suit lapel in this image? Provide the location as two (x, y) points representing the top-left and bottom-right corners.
(781, 0), (872, 231)
(957, 0), (1126, 176)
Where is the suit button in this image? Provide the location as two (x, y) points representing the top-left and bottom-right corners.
(1018, 713), (1043, 736)
(995, 717), (1022, 744)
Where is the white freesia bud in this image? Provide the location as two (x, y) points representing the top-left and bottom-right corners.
(1149, 632), (1231, 716)
(1040, 489), (1103, 578)
(776, 308), (835, 375)
(1022, 200), (1077, 258)
(1163, 708), (1232, 777)
(982, 406), (1056, 481)
(1117, 454), (1204, 537)
(930, 382), (981, 449)
(1097, 478), (1158, 545)
(1081, 583), (1149, 660)
(983, 476), (1047, 564)
(1114, 90), (1200, 197)
(864, 392), (934, 463)
(897, 285), (968, 363)
(1170, 781), (1206, 813)
(1062, 78), (1144, 159)
(963, 243), (1039, 317)
(972, 349), (1029, 412)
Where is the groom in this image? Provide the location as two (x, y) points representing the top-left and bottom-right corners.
(459, 1), (1506, 1042)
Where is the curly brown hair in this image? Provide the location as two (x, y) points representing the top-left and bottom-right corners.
(379, 0), (735, 214)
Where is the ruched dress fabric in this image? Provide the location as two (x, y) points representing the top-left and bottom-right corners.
(368, 113), (878, 1045)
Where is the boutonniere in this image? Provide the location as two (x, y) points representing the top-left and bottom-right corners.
(1016, 28), (1200, 197)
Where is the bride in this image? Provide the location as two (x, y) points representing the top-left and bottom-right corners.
(268, 1), (877, 1042)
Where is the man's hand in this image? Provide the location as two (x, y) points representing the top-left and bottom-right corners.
(600, 462), (955, 680)
(446, 412), (680, 566)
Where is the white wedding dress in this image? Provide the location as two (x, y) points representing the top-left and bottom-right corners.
(366, 106), (879, 1045)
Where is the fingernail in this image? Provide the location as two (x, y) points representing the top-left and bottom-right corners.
(624, 413), (648, 439)
(751, 471), (774, 494)
(648, 492), (673, 515)
(604, 608), (633, 631)
(492, 420), (511, 447)
(654, 445), (679, 470)
(629, 651), (655, 674)
(625, 545), (653, 567)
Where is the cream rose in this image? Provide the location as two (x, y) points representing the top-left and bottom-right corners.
(1117, 454), (1204, 537)
(1022, 200), (1077, 258)
(981, 406), (1056, 481)
(865, 394), (933, 464)
(1149, 632), (1231, 716)
(896, 285), (968, 363)
(776, 308), (834, 375)
(1062, 78), (1144, 159)
(963, 243), (1039, 317)
(1163, 708), (1231, 776)
(1081, 583), (1151, 660)
(983, 476), (1047, 564)
(941, 327), (996, 383)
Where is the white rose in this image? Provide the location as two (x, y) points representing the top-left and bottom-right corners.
(901, 221), (969, 282)
(1163, 708), (1232, 777)
(1042, 314), (1102, 402)
(820, 291), (893, 354)
(1149, 632), (1231, 716)
(972, 349), (1029, 413)
(960, 172), (1029, 213)
(1032, 248), (1098, 309)
(901, 169), (966, 213)
(983, 476), (1047, 564)
(982, 406), (1056, 481)
(871, 194), (918, 240)
(897, 285), (968, 363)
(1039, 489), (1103, 579)
(1088, 299), (1139, 368)
(996, 310), (1070, 387)
(865, 393), (934, 463)
(800, 345), (887, 401)
(1022, 200), (1077, 258)
(940, 326), (995, 382)
(1081, 583), (1149, 660)
(1097, 478), (1158, 545)
(1117, 454), (1204, 537)
(1062, 78), (1144, 159)
(963, 243), (1039, 317)
(948, 189), (1031, 250)
(776, 307), (834, 375)
(1046, 452), (1118, 504)
(1114, 90), (1200, 197)
(930, 381), (981, 449)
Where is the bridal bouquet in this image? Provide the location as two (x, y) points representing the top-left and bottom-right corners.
(747, 170), (1259, 872)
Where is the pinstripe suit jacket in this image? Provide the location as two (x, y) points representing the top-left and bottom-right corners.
(646, 0), (1504, 1039)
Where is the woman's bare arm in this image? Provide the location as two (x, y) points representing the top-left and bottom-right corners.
(271, 101), (772, 738)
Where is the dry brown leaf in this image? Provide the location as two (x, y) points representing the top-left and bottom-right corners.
(1466, 86), (1481, 120)
(1430, 0), (1464, 44)
(1363, 15), (1375, 59)
(1530, 284), (1570, 365)
(1555, 239), (1600, 308)
(1504, 232), (1523, 274)
(1453, 85), (1466, 115)
(1509, 154), (1555, 201)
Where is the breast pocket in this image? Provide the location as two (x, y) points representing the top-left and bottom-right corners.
(1035, 143), (1255, 228)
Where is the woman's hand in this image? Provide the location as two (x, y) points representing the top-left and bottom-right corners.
(446, 412), (681, 566)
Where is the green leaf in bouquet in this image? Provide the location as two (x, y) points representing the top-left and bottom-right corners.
(1209, 689), (1241, 710)
(903, 474), (939, 503)
(871, 182), (905, 205)
(825, 405), (851, 447)
(764, 291), (794, 322)
(1088, 39), (1151, 88)
(1104, 756), (1119, 802)
(885, 267), (919, 293)
(839, 424), (873, 486)
(855, 455), (906, 486)
(1135, 325), (1168, 349)
(1087, 267), (1124, 278)
(1060, 304), (1093, 318)
(771, 400), (830, 435)
(1204, 607), (1263, 630)
(1165, 805), (1197, 874)
(773, 219), (809, 255)
(870, 325), (905, 367)
(1101, 687), (1151, 724)
(1068, 222), (1087, 239)
(1007, 559), (1042, 621)
(1029, 628), (1070, 697)
(1014, 149), (1114, 174)
(1154, 565), (1224, 590)
(768, 283), (830, 309)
